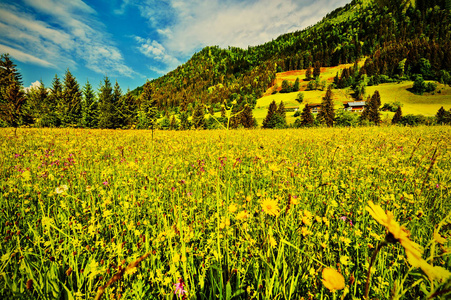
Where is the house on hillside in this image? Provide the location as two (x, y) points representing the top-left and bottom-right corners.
(343, 100), (366, 112)
(307, 103), (322, 114)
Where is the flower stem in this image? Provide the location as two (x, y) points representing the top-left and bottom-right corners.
(364, 241), (386, 299)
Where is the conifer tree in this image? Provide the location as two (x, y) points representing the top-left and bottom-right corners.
(0, 54), (22, 92)
(277, 101), (287, 127)
(300, 104), (314, 127)
(112, 81), (122, 127)
(306, 65), (312, 81)
(82, 81), (98, 128)
(293, 77), (300, 91)
(48, 75), (62, 127)
(369, 90), (381, 125)
(262, 100), (278, 128)
(179, 111), (191, 130)
(193, 103), (206, 129)
(241, 104), (256, 128)
(169, 115), (179, 130)
(139, 81), (158, 133)
(360, 95), (371, 122)
(313, 61), (321, 78)
(26, 80), (48, 127)
(318, 86), (335, 127)
(435, 106), (451, 124)
(361, 91), (381, 125)
(0, 74), (26, 134)
(61, 69), (82, 127)
(392, 106), (402, 124)
(98, 76), (114, 129)
(118, 90), (137, 128)
(192, 103), (206, 129)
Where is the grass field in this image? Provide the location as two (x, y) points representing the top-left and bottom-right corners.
(255, 64), (451, 125)
(0, 126), (450, 299)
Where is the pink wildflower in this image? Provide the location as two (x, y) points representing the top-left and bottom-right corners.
(174, 278), (186, 298)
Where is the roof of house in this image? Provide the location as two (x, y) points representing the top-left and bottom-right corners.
(344, 101), (366, 107)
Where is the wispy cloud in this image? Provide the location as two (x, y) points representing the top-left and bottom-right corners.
(135, 37), (180, 69)
(132, 0), (349, 68)
(0, 44), (55, 68)
(0, 1), (134, 77)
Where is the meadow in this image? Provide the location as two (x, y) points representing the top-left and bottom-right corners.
(0, 125), (450, 299)
(253, 64), (451, 126)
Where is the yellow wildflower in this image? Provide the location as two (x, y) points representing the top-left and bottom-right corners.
(269, 235), (277, 248)
(236, 211), (248, 220)
(366, 201), (450, 282)
(322, 268), (345, 292)
(228, 203), (238, 213)
(261, 198), (280, 217)
(366, 201), (423, 264)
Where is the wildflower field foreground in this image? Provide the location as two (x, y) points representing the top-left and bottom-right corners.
(0, 126), (450, 300)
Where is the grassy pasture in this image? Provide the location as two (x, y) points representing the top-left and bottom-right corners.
(255, 65), (451, 125)
(0, 126), (450, 299)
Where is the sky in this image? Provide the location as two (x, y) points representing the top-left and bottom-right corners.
(0, 0), (350, 91)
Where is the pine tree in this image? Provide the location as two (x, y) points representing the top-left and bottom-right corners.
(293, 77), (300, 91)
(82, 81), (98, 128)
(277, 101), (287, 127)
(98, 76), (114, 129)
(392, 106), (402, 124)
(192, 103), (206, 129)
(0, 74), (26, 134)
(262, 100), (278, 128)
(318, 86), (335, 127)
(26, 80), (48, 127)
(112, 81), (122, 127)
(313, 61), (321, 78)
(139, 81), (158, 133)
(435, 106), (451, 124)
(118, 90), (137, 128)
(169, 115), (179, 130)
(369, 90), (381, 125)
(61, 69), (82, 127)
(300, 104), (314, 127)
(306, 65), (312, 81)
(241, 104), (256, 128)
(0, 54), (22, 92)
(48, 75), (62, 127)
(361, 91), (381, 125)
(179, 111), (191, 130)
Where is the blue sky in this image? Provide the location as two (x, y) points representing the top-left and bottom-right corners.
(0, 0), (350, 91)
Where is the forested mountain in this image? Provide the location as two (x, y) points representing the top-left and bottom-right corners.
(135, 0), (450, 115)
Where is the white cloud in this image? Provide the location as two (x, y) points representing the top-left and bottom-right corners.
(0, 1), (134, 77)
(0, 44), (55, 68)
(136, 0), (350, 57)
(135, 36), (180, 70)
(23, 80), (41, 93)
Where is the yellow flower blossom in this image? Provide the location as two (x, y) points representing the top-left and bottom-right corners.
(322, 268), (345, 292)
(236, 211), (248, 220)
(228, 203), (238, 213)
(269, 235), (277, 248)
(366, 201), (450, 282)
(261, 198), (280, 217)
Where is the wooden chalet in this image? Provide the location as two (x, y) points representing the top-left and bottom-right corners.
(306, 103), (322, 114)
(343, 100), (366, 112)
